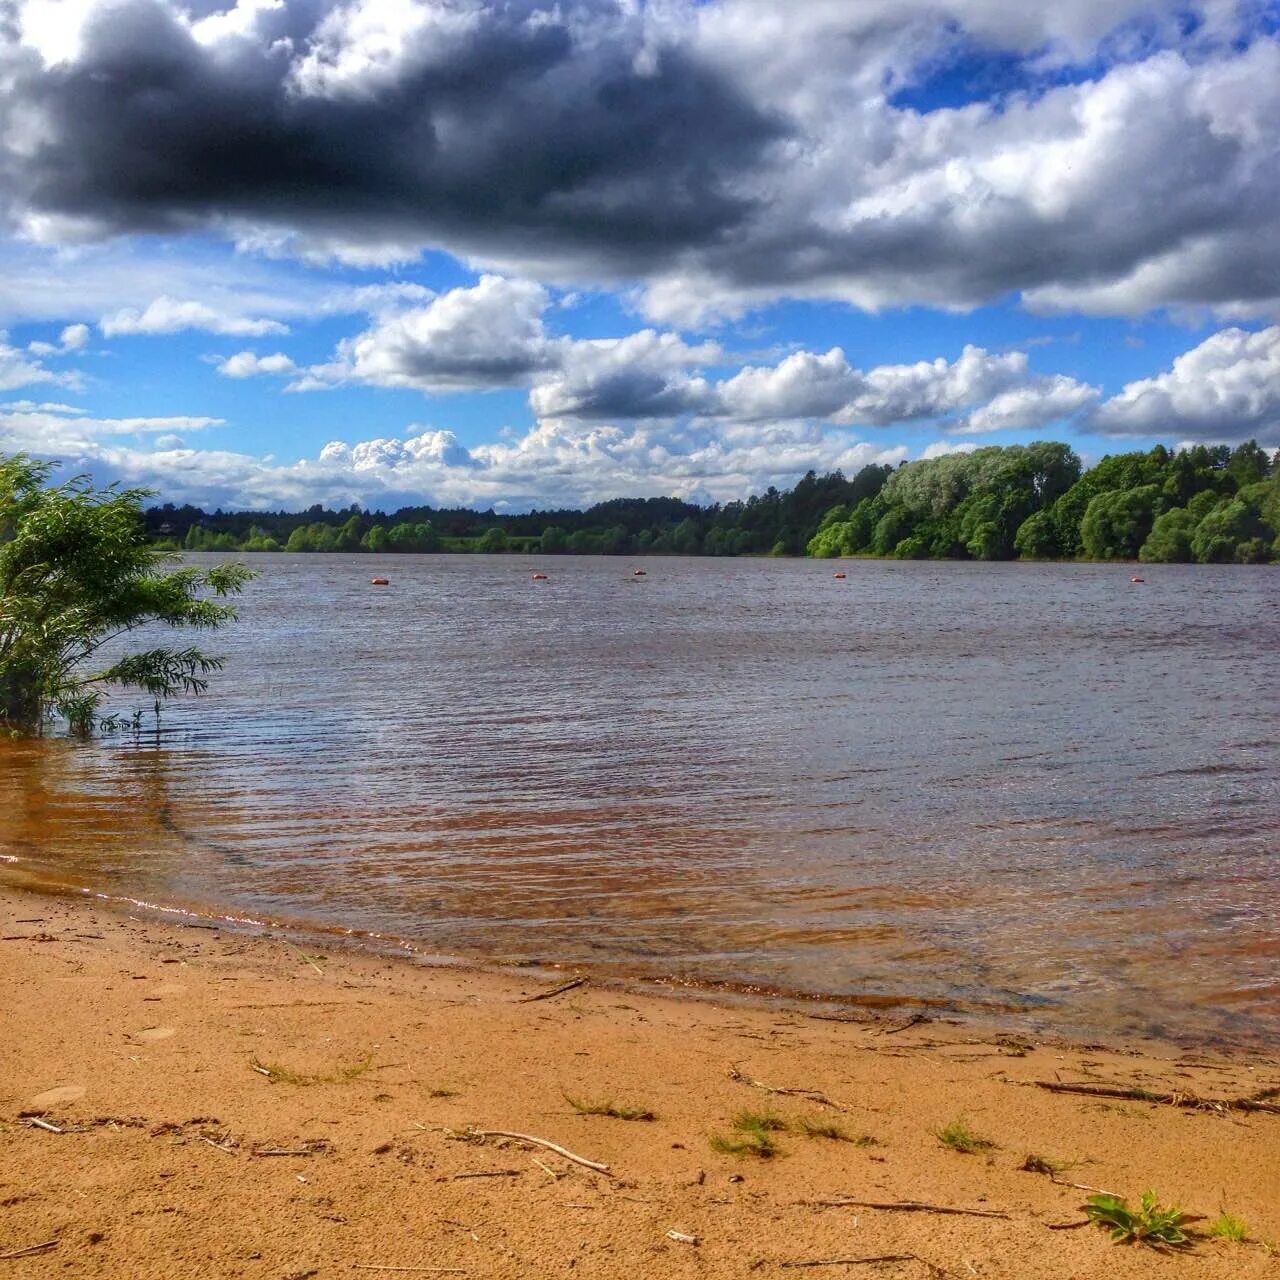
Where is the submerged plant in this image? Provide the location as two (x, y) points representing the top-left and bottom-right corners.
(1084, 1192), (1197, 1248)
(0, 453), (252, 736)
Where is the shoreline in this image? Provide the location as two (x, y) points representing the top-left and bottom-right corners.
(5, 868), (1264, 1058)
(2, 884), (1277, 1278)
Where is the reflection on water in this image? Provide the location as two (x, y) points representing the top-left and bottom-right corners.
(2, 554), (1277, 1045)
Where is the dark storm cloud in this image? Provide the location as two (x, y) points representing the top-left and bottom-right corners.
(2, 0), (785, 267)
(2, 1), (1278, 320)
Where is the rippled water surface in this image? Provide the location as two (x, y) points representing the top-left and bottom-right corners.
(2, 554), (1277, 1045)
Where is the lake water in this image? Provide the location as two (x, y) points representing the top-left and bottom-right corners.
(2, 554), (1277, 1047)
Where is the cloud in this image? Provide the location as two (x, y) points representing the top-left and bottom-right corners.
(332, 276), (555, 392)
(216, 350), (299, 379)
(100, 296), (289, 337)
(5, 410), (909, 511)
(26, 321), (91, 357)
(0, 401), (223, 452)
(264, 279), (1074, 433)
(1092, 324), (1280, 444)
(528, 329), (721, 420)
(0, 332), (80, 391)
(3, 2), (1275, 319)
(951, 374), (1099, 434)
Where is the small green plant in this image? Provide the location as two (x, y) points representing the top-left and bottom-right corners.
(1205, 1213), (1247, 1243)
(935, 1117), (997, 1154)
(709, 1110), (786, 1158)
(792, 1116), (851, 1142)
(734, 1109), (788, 1133)
(565, 1096), (656, 1121)
(1084, 1192), (1197, 1248)
(710, 1128), (778, 1158)
(251, 1054), (373, 1086)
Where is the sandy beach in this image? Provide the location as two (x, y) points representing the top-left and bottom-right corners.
(1, 886), (1277, 1279)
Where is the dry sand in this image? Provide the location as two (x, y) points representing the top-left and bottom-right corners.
(1, 887), (1278, 1279)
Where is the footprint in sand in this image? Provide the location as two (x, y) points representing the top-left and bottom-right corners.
(31, 1085), (85, 1108)
(133, 1026), (176, 1043)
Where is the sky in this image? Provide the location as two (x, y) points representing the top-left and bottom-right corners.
(0, 0), (1278, 513)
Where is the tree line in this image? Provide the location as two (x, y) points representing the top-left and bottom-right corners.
(807, 440), (1278, 563)
(150, 440), (1279, 563)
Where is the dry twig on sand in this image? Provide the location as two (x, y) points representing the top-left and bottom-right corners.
(0, 1240), (59, 1260)
(351, 1267), (467, 1275)
(881, 1014), (927, 1035)
(24, 1118), (62, 1134)
(781, 1257), (917, 1270)
(802, 1199), (1009, 1219)
(726, 1064), (849, 1112)
(1023, 1079), (1280, 1115)
(449, 1169), (521, 1181)
(466, 1130), (609, 1173)
(516, 976), (588, 1004)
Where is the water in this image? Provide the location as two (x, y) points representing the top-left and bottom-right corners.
(2, 554), (1277, 1046)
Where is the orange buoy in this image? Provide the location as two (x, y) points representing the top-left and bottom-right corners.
(1131, 576), (1144, 584)
(531, 573), (548, 581)
(833, 572), (847, 579)
(370, 577), (390, 586)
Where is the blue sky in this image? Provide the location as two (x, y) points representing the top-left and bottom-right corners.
(1, 0), (1277, 512)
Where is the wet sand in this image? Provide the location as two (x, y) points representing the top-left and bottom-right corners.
(1, 886), (1278, 1279)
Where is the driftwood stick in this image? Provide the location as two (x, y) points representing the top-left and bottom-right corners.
(0, 1240), (59, 1261)
(881, 1014), (927, 1036)
(469, 1130), (609, 1173)
(450, 1169), (521, 1180)
(781, 1257), (917, 1270)
(803, 1199), (1009, 1219)
(351, 1267), (467, 1274)
(1049, 1174), (1120, 1197)
(517, 976), (588, 1004)
(1025, 1080), (1280, 1115)
(727, 1065), (849, 1112)
(25, 1118), (62, 1134)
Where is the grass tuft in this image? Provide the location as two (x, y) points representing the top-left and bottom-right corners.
(1084, 1192), (1197, 1249)
(709, 1129), (779, 1158)
(935, 1117), (997, 1154)
(709, 1109), (787, 1158)
(565, 1095), (656, 1122)
(792, 1116), (852, 1142)
(251, 1054), (373, 1086)
(1205, 1214), (1247, 1243)
(733, 1109), (788, 1133)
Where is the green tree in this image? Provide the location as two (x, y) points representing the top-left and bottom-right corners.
(477, 527), (508, 553)
(0, 455), (251, 736)
(1079, 485), (1160, 560)
(540, 525), (568, 554)
(1139, 508), (1196, 563)
(1191, 498), (1264, 563)
(335, 514), (363, 551)
(362, 524), (389, 553)
(1013, 510), (1059, 559)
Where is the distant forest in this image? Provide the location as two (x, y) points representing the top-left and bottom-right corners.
(150, 440), (1280, 564)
